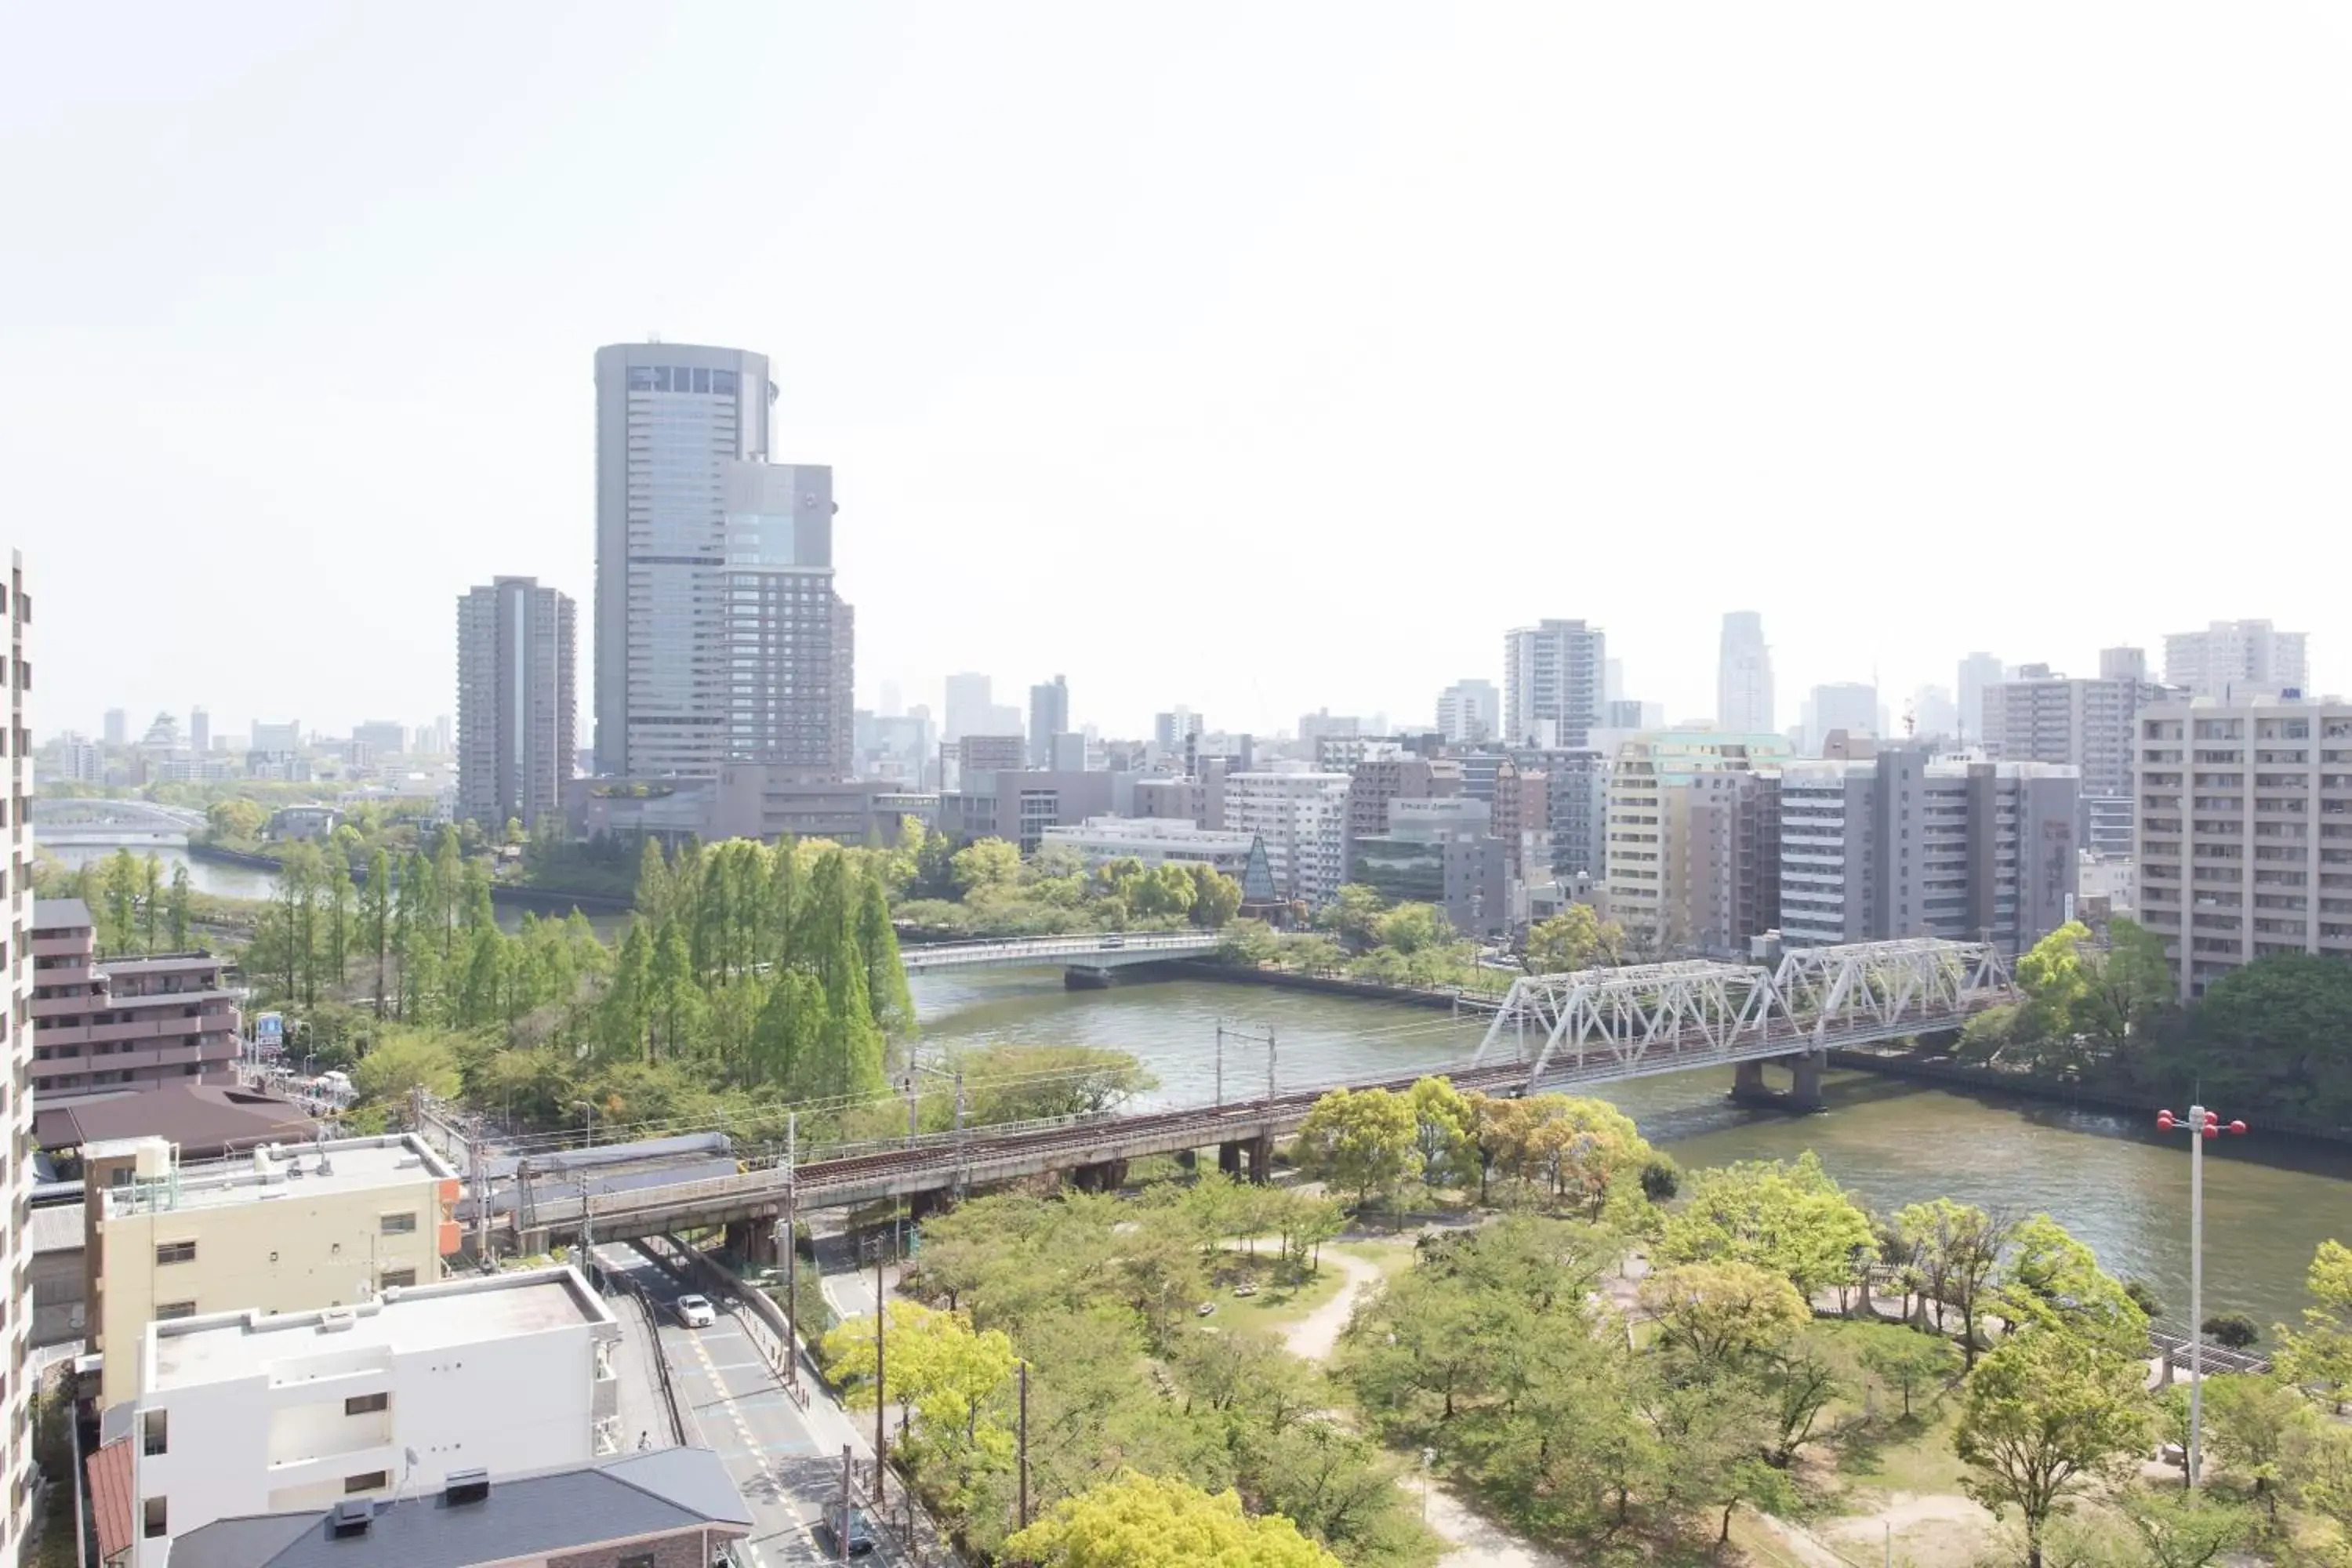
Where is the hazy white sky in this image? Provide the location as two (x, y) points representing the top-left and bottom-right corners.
(8, 4), (2349, 744)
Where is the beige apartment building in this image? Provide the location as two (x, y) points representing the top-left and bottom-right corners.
(2136, 696), (2352, 1000)
(31, 899), (241, 1098)
(1603, 730), (1791, 954)
(87, 1134), (460, 1408)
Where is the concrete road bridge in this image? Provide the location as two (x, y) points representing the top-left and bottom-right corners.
(897, 929), (1220, 985)
(31, 797), (205, 846)
(473, 937), (2012, 1246)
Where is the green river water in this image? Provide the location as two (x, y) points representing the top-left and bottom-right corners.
(909, 967), (2352, 1335)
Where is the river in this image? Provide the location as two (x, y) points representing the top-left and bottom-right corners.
(908, 968), (2352, 1334)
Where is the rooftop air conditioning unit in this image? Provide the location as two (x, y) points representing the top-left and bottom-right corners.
(329, 1499), (373, 1537)
(444, 1468), (490, 1505)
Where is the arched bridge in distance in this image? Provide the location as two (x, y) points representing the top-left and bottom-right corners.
(895, 929), (1222, 986)
(453, 936), (2013, 1247)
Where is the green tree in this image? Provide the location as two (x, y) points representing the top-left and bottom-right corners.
(1405, 1076), (1476, 1190)
(2276, 1238), (2352, 1413)
(1896, 1200), (2015, 1364)
(2116, 1486), (2257, 1568)
(165, 862), (191, 950)
(1637, 1261), (1809, 1371)
(952, 837), (1021, 895)
(1659, 1152), (1875, 1298)
(2199, 1373), (2303, 1511)
(1522, 904), (1626, 974)
(1313, 884), (1385, 946)
(361, 850), (392, 1017)
(1955, 1327), (2152, 1568)
(204, 797), (267, 845)
(1293, 1087), (1419, 1210)
(1370, 902), (1450, 956)
(1218, 919), (1280, 967)
(2165, 953), (2352, 1131)
(1004, 1470), (1342, 1568)
(100, 848), (138, 954)
(138, 853), (162, 953)
(1992, 1214), (2148, 1356)
(1188, 864), (1243, 928)
(1851, 1320), (1962, 1418)
(351, 1029), (463, 1107)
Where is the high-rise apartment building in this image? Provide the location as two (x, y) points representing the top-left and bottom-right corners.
(593, 343), (851, 779)
(103, 706), (127, 746)
(1716, 612), (1775, 735)
(0, 554), (31, 1552)
(351, 720), (406, 759)
(1981, 658), (2168, 797)
(187, 706), (209, 753)
(457, 576), (575, 833)
(1503, 619), (1606, 747)
(1029, 675), (1069, 767)
(1222, 771), (1350, 906)
(1435, 679), (1500, 745)
(1779, 750), (2079, 956)
(2162, 620), (2310, 701)
(2134, 695), (2352, 999)
(1957, 652), (2003, 743)
(1602, 730), (1790, 953)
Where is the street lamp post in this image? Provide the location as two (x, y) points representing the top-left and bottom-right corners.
(2155, 1103), (2246, 1490)
(575, 1100), (595, 1149)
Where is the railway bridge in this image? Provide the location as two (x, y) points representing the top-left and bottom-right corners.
(465, 937), (2012, 1247)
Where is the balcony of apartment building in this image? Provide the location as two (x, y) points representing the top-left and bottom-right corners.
(31, 929), (89, 962)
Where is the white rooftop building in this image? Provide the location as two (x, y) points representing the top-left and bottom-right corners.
(1039, 815), (1261, 873)
(108, 1266), (619, 1568)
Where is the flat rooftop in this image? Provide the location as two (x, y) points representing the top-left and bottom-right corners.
(150, 1266), (614, 1392)
(98, 1134), (455, 1219)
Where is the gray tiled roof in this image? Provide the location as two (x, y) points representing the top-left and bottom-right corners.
(165, 1448), (753, 1568)
(32, 898), (91, 931)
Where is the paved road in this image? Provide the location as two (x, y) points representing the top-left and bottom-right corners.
(595, 1243), (905, 1566)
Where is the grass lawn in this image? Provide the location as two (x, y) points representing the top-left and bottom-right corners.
(1202, 1247), (1349, 1334)
(1828, 1401), (1972, 1502)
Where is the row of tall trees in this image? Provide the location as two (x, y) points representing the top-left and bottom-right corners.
(56, 848), (191, 956)
(245, 829), (916, 1132)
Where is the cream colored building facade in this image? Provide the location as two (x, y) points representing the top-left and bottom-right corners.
(89, 1134), (460, 1409)
(1603, 730), (1791, 952)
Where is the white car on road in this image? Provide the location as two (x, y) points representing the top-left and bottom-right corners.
(675, 1294), (716, 1328)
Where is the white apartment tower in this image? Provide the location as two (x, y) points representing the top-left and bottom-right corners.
(1715, 612), (1775, 735)
(1503, 619), (1606, 748)
(1221, 772), (1350, 906)
(2134, 695), (2352, 1000)
(0, 550), (33, 1554)
(2163, 620), (2310, 701)
(456, 576), (575, 833)
(593, 344), (851, 779)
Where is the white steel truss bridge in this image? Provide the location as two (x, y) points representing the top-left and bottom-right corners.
(1470, 938), (2013, 1092)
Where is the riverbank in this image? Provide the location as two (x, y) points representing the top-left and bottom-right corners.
(1827, 1044), (2352, 1148)
(1170, 957), (1506, 1013)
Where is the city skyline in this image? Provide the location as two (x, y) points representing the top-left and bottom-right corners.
(13, 7), (2352, 742)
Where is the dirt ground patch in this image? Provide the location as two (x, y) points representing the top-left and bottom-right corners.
(1820, 1492), (1995, 1568)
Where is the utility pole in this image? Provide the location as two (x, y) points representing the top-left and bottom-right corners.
(1017, 1359), (1030, 1532)
(839, 1443), (853, 1565)
(781, 1111), (798, 1391)
(1214, 1021), (1224, 1108)
(873, 1242), (887, 1516)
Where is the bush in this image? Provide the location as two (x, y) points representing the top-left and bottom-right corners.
(2201, 1312), (2259, 1349)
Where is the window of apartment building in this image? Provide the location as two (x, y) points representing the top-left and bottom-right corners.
(619, 1555), (655, 1568)
(345, 1472), (389, 1494)
(379, 1212), (417, 1236)
(142, 1498), (167, 1539)
(154, 1301), (196, 1322)
(345, 1392), (388, 1417)
(141, 1410), (167, 1457)
(154, 1240), (195, 1266)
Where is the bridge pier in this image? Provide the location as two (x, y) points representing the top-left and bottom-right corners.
(1174, 1149), (1196, 1172)
(1729, 1052), (1827, 1112)
(1063, 965), (1115, 990)
(725, 1218), (780, 1265)
(1071, 1158), (1130, 1192)
(1218, 1141), (1243, 1178)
